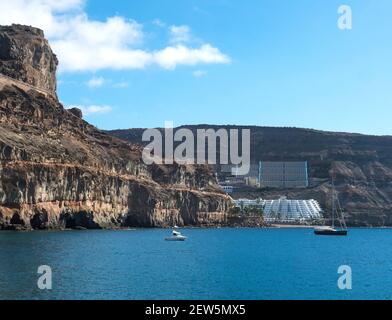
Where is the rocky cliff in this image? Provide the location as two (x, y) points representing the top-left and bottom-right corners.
(0, 25), (57, 95)
(110, 125), (392, 227)
(0, 24), (232, 230)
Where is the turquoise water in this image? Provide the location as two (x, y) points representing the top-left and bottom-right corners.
(0, 228), (391, 300)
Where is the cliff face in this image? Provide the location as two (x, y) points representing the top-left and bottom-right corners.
(110, 125), (392, 227)
(0, 25), (57, 94)
(0, 24), (231, 230)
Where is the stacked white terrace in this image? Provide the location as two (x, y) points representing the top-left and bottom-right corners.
(263, 198), (323, 222)
(234, 197), (323, 222)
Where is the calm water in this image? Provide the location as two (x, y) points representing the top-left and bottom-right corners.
(0, 228), (391, 300)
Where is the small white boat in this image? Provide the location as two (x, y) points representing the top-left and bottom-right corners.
(165, 229), (187, 241)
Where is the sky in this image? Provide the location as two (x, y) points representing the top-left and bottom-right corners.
(0, 0), (392, 135)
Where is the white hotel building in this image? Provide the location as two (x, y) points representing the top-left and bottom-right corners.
(234, 197), (323, 223)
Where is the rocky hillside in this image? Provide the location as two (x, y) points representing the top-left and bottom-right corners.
(110, 125), (392, 226)
(0, 24), (232, 230)
(0, 25), (57, 94)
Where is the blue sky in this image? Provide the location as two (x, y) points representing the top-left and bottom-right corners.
(1, 0), (392, 134)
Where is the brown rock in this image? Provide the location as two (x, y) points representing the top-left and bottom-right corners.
(68, 107), (83, 119)
(0, 24), (232, 230)
(0, 24), (58, 94)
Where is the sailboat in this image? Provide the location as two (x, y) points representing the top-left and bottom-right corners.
(314, 176), (348, 236)
(165, 227), (187, 241)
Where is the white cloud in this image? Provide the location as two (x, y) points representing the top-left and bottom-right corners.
(67, 104), (112, 115)
(0, 0), (230, 72)
(86, 76), (105, 88)
(0, 0), (85, 38)
(154, 44), (230, 70)
(169, 25), (191, 43)
(193, 70), (207, 78)
(50, 15), (147, 72)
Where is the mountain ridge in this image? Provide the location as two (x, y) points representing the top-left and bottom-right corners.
(109, 124), (392, 226)
(110, 124), (392, 138)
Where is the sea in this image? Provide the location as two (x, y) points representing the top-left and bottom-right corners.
(0, 228), (391, 300)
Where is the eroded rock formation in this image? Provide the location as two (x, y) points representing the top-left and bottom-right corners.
(0, 24), (57, 94)
(0, 24), (232, 230)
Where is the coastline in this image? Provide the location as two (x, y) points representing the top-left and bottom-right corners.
(270, 224), (316, 228)
(1, 223), (390, 232)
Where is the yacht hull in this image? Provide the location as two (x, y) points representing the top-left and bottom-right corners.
(314, 230), (347, 236)
(165, 236), (187, 241)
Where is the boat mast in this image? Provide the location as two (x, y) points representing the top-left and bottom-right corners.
(331, 174), (335, 228)
(336, 194), (347, 229)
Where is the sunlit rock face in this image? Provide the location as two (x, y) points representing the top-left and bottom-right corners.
(0, 24), (58, 94)
(0, 24), (232, 230)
